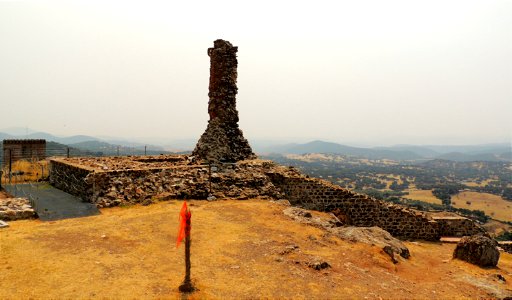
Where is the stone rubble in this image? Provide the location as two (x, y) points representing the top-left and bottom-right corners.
(0, 197), (36, 221)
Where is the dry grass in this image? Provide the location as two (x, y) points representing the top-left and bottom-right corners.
(1, 199), (512, 299)
(463, 179), (492, 187)
(1, 159), (49, 183)
(452, 191), (512, 222)
(405, 189), (442, 205)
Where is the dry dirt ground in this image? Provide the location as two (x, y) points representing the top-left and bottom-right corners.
(1, 199), (512, 299)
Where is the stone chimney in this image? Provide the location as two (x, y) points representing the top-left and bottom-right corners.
(192, 39), (256, 162)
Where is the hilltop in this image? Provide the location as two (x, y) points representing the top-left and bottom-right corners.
(1, 199), (511, 299)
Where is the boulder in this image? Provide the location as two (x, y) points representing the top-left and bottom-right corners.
(331, 226), (410, 263)
(453, 234), (500, 267)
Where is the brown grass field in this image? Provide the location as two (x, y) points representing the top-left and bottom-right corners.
(1, 159), (49, 184)
(452, 191), (512, 222)
(404, 189), (442, 205)
(1, 199), (511, 299)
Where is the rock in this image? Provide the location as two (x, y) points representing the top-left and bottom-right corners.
(492, 273), (506, 282)
(331, 226), (410, 263)
(453, 234), (500, 267)
(307, 260), (331, 270)
(0, 220), (9, 228)
(271, 199), (291, 206)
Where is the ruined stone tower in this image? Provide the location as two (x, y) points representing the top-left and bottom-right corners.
(192, 39), (256, 162)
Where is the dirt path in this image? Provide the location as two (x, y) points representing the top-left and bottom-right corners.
(1, 199), (511, 299)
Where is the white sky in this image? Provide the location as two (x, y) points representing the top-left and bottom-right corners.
(0, 0), (510, 146)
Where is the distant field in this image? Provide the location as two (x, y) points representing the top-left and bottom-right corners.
(404, 189), (442, 205)
(452, 191), (512, 222)
(462, 179), (492, 187)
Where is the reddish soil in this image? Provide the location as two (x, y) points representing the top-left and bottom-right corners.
(1, 199), (511, 299)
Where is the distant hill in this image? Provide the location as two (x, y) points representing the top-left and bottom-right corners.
(435, 152), (507, 162)
(69, 140), (171, 156)
(0, 130), (100, 145)
(375, 145), (440, 158)
(24, 132), (100, 144)
(262, 140), (422, 160)
(0, 132), (14, 140)
(261, 140), (511, 162)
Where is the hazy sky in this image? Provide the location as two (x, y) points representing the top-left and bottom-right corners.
(1, 0), (510, 146)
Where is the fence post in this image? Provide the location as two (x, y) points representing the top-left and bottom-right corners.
(9, 148), (12, 184)
(144, 145), (147, 156)
(67, 147), (70, 158)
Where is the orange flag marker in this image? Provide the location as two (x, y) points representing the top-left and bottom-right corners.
(177, 201), (191, 248)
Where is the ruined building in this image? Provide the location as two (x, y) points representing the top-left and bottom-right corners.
(48, 40), (485, 241)
(192, 39), (256, 162)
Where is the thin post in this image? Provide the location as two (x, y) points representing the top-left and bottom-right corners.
(179, 215), (193, 292)
(208, 162), (212, 194)
(67, 147), (70, 158)
(9, 149), (12, 184)
(144, 145), (147, 156)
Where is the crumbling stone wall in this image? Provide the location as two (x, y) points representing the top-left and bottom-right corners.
(49, 158), (281, 207)
(266, 166), (440, 240)
(0, 198), (35, 221)
(50, 157), (487, 241)
(432, 216), (486, 237)
(193, 39), (255, 162)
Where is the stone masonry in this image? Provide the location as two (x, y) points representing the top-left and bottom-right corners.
(192, 39), (255, 162)
(431, 216), (485, 237)
(49, 156), (482, 241)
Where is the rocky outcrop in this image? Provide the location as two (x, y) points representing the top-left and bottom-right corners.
(331, 226), (410, 263)
(0, 197), (36, 220)
(453, 234), (500, 267)
(192, 39), (255, 162)
(282, 206), (410, 263)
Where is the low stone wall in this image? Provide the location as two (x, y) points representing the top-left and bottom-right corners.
(49, 158), (282, 207)
(266, 167), (440, 241)
(499, 242), (512, 254)
(50, 157), (488, 241)
(431, 216), (486, 237)
(50, 159), (94, 200)
(0, 197), (36, 221)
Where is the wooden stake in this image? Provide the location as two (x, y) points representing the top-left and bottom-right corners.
(179, 210), (194, 293)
